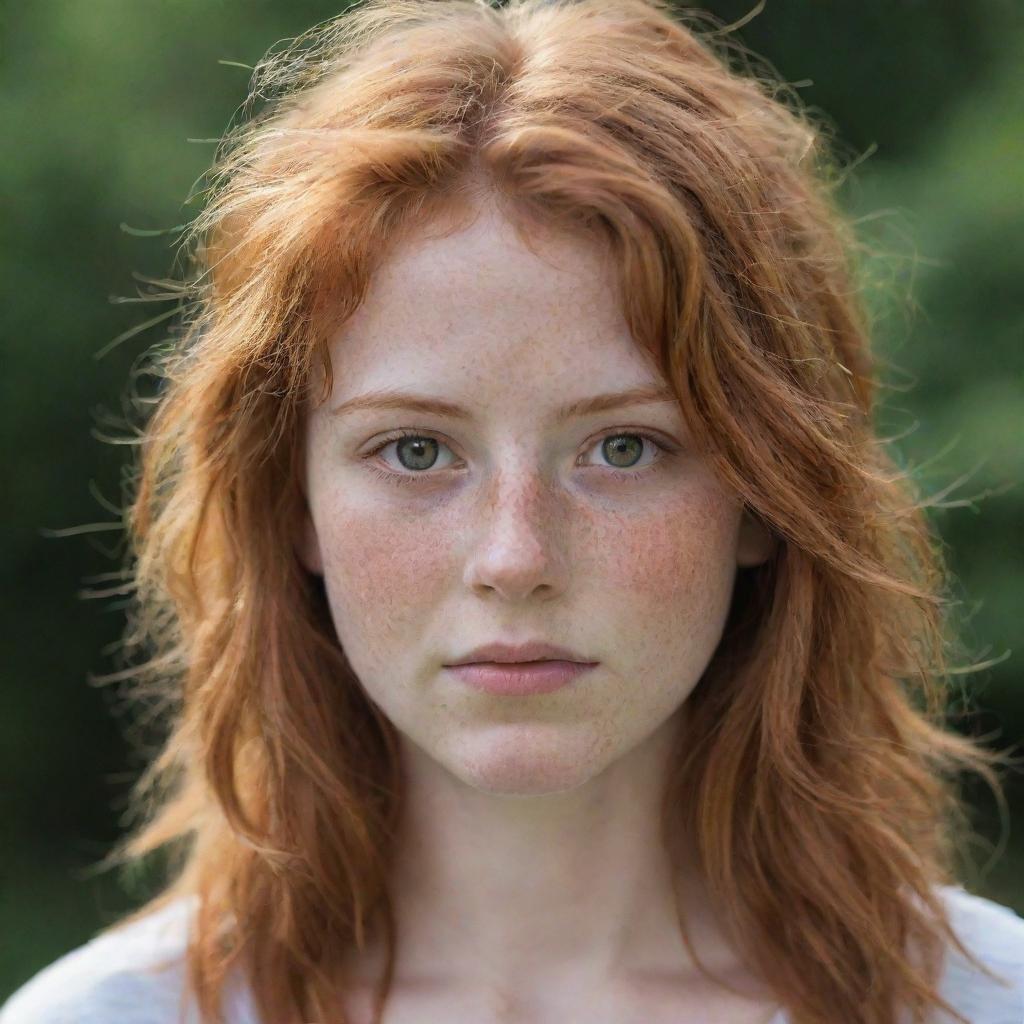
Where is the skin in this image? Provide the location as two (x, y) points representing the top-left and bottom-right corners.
(299, 196), (782, 1024)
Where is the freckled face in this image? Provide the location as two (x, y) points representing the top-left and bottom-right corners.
(300, 202), (771, 795)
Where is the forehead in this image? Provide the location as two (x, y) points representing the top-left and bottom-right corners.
(324, 201), (666, 400)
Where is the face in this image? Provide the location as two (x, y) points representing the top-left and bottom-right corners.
(300, 199), (773, 796)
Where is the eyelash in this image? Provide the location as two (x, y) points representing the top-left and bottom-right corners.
(361, 429), (675, 488)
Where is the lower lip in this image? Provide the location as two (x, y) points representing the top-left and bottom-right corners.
(445, 660), (597, 696)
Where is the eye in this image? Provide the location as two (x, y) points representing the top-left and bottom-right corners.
(361, 428), (675, 488)
(368, 431), (459, 474)
(580, 431), (667, 475)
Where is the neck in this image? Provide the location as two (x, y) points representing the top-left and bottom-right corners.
(358, 708), (752, 995)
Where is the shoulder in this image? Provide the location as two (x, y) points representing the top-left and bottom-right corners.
(0, 896), (249, 1024)
(932, 883), (1024, 1022)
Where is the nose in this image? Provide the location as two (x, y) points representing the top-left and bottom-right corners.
(462, 464), (569, 603)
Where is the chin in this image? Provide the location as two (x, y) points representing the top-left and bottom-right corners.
(445, 723), (613, 796)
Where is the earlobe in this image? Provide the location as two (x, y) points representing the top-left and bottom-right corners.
(736, 509), (776, 568)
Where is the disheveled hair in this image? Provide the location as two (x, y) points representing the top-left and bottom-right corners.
(93, 1), (1015, 1021)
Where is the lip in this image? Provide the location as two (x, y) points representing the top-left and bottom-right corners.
(443, 641), (598, 697)
(445, 660), (597, 696)
(444, 640), (594, 666)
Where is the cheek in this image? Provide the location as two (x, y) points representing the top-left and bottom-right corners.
(314, 496), (453, 663)
(589, 490), (741, 625)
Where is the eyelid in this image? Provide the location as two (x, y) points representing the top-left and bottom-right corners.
(581, 425), (680, 456)
(578, 428), (678, 475)
(365, 429), (461, 469)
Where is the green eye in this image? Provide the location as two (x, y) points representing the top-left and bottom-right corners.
(601, 434), (645, 469)
(364, 427), (673, 488)
(394, 435), (440, 471)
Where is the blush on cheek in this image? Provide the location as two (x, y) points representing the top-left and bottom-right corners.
(593, 495), (739, 603)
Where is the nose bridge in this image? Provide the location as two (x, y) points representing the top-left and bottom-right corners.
(487, 452), (549, 522)
(485, 456), (559, 557)
(465, 454), (567, 600)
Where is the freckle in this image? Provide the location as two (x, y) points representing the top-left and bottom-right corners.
(602, 497), (733, 606)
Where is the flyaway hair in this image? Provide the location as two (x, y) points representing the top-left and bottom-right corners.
(92, 1), (1016, 1022)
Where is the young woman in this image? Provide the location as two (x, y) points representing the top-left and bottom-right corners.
(4, 1), (1022, 1022)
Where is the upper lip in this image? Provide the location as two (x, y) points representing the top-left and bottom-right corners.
(445, 641), (595, 666)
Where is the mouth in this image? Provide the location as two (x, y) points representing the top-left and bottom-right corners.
(444, 640), (595, 667)
(444, 659), (597, 696)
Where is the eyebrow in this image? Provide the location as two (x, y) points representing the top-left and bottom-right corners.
(329, 384), (679, 423)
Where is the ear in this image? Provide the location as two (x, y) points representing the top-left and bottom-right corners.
(736, 508), (776, 569)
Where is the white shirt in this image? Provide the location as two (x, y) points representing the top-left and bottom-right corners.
(3, 885), (1022, 1023)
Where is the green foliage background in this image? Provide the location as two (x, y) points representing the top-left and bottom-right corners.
(2, 0), (1022, 1000)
